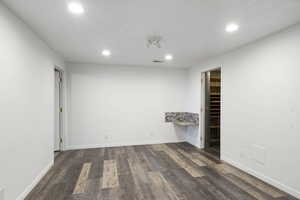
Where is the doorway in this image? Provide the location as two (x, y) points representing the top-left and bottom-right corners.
(202, 68), (221, 158)
(54, 68), (64, 153)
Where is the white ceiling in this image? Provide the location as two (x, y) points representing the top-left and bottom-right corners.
(3, 0), (300, 68)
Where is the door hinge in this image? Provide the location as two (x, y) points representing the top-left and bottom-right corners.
(60, 137), (63, 143)
(60, 108), (63, 112)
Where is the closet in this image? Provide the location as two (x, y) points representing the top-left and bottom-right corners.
(204, 69), (221, 158)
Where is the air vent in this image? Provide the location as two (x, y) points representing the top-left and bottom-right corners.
(152, 59), (164, 63)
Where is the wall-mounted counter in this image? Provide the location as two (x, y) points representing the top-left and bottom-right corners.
(165, 112), (199, 126)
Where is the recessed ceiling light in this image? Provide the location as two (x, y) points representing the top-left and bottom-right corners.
(68, 2), (85, 15)
(165, 54), (173, 61)
(102, 49), (111, 57)
(226, 23), (239, 33)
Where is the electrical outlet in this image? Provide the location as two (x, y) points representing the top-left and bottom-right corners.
(0, 188), (4, 200)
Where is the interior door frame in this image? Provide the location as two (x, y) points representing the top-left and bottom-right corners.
(54, 66), (65, 152)
(204, 71), (211, 150)
(200, 66), (222, 154)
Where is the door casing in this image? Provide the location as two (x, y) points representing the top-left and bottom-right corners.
(54, 67), (65, 152)
(200, 66), (222, 155)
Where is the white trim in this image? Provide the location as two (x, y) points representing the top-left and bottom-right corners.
(54, 66), (67, 151)
(16, 161), (53, 200)
(185, 140), (202, 149)
(66, 140), (185, 150)
(222, 155), (300, 199)
(200, 71), (206, 149)
(200, 64), (223, 73)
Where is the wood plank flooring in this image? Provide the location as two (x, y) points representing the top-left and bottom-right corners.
(25, 142), (298, 200)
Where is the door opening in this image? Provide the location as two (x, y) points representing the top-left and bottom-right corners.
(54, 68), (64, 153)
(202, 68), (221, 158)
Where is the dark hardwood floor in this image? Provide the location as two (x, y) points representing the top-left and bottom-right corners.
(25, 142), (297, 200)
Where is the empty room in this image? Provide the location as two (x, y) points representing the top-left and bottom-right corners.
(1, 0), (300, 199)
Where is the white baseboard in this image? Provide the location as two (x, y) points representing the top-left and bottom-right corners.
(222, 155), (300, 199)
(66, 139), (185, 150)
(185, 139), (203, 149)
(16, 161), (54, 200)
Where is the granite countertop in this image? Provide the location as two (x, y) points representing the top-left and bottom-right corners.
(165, 112), (199, 126)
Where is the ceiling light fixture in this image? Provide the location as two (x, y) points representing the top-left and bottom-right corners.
(226, 23), (239, 33)
(68, 2), (85, 15)
(102, 49), (111, 57)
(165, 54), (173, 61)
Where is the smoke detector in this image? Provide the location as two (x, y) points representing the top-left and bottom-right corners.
(147, 35), (163, 48)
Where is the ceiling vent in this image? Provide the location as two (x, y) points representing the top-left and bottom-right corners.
(152, 59), (164, 63)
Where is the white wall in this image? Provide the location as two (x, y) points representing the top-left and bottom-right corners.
(0, 3), (65, 200)
(187, 24), (300, 198)
(2, 0), (299, 198)
(66, 63), (188, 149)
